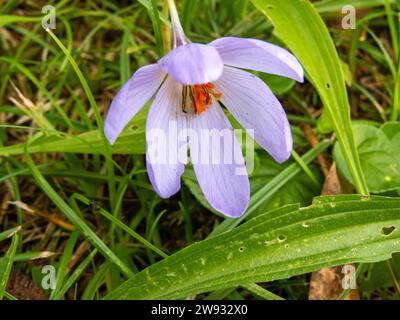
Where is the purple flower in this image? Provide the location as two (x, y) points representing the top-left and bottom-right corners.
(104, 0), (304, 218)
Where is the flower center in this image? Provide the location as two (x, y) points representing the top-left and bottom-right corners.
(181, 83), (222, 115)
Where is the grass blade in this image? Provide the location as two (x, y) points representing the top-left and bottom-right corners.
(24, 138), (133, 278)
(0, 232), (19, 300)
(45, 29), (117, 213)
(250, 0), (369, 195)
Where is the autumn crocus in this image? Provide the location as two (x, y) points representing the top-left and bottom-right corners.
(104, 0), (304, 218)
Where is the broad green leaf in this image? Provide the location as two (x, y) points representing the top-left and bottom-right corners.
(334, 123), (400, 193)
(105, 196), (400, 299)
(382, 122), (400, 139)
(250, 0), (368, 195)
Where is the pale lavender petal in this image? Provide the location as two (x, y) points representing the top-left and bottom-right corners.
(157, 43), (223, 85)
(214, 66), (293, 163)
(209, 37), (304, 82)
(146, 77), (188, 198)
(188, 102), (250, 218)
(104, 64), (165, 144)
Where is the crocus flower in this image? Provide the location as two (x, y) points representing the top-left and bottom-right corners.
(104, 0), (303, 218)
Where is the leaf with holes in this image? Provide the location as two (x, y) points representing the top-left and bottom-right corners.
(105, 195), (400, 299)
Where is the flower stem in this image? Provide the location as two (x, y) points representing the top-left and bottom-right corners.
(167, 0), (188, 47)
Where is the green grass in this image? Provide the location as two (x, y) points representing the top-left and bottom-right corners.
(1, 0), (400, 300)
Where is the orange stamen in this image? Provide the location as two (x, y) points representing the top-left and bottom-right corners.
(186, 83), (222, 114)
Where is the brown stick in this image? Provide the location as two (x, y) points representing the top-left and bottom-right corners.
(301, 124), (330, 177)
(8, 200), (74, 231)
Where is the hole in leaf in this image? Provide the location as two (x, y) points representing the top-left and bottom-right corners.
(381, 226), (396, 236)
(277, 235), (286, 242)
(238, 246), (245, 252)
(326, 83), (331, 89)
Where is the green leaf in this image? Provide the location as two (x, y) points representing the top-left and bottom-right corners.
(334, 123), (400, 193)
(382, 123), (400, 139)
(359, 253), (400, 291)
(105, 195), (400, 299)
(0, 115), (146, 156)
(340, 60), (353, 86)
(317, 109), (334, 134)
(81, 262), (111, 300)
(259, 73), (295, 95)
(0, 15), (41, 27)
(314, 0), (396, 13)
(250, 0), (368, 195)
(241, 283), (284, 300)
(0, 226), (21, 242)
(147, 0), (164, 56)
(54, 249), (98, 300)
(183, 152), (321, 216)
(249, 153), (322, 214)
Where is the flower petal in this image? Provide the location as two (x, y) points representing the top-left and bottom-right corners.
(104, 64), (165, 144)
(214, 66), (293, 163)
(146, 77), (188, 198)
(157, 43), (223, 85)
(209, 37), (304, 82)
(188, 102), (250, 218)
